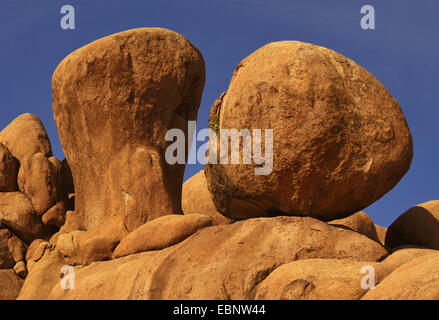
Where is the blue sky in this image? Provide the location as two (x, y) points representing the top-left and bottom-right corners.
(0, 0), (437, 227)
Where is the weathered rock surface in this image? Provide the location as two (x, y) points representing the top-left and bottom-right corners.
(385, 200), (439, 250)
(0, 113), (52, 164)
(0, 229), (14, 269)
(0, 269), (24, 300)
(0, 143), (18, 192)
(375, 224), (387, 245)
(17, 245), (64, 300)
(182, 171), (235, 225)
(7, 235), (26, 263)
(205, 41), (413, 221)
(329, 211), (379, 242)
(25, 239), (45, 265)
(52, 28), (206, 256)
(25, 216), (388, 300)
(255, 259), (386, 300)
(114, 214), (212, 258)
(42, 202), (66, 227)
(255, 246), (438, 300)
(362, 253), (439, 300)
(0, 192), (52, 243)
(380, 246), (437, 268)
(18, 153), (64, 215)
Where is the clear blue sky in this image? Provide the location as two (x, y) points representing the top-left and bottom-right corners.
(1, 0), (438, 227)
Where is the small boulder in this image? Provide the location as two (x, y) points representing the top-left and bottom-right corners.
(0, 113), (52, 164)
(385, 200), (439, 250)
(7, 236), (26, 262)
(42, 202), (66, 227)
(329, 211), (379, 242)
(26, 239), (45, 264)
(114, 214), (212, 258)
(13, 260), (27, 279)
(17, 153), (64, 215)
(81, 235), (120, 264)
(182, 171), (234, 225)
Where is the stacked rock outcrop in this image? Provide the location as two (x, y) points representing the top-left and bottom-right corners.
(1, 28), (437, 300)
(0, 114), (72, 299)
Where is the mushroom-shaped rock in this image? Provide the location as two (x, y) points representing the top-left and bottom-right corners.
(329, 211), (379, 242)
(0, 143), (18, 192)
(205, 41), (413, 221)
(114, 214), (212, 258)
(385, 200), (439, 250)
(182, 171), (235, 225)
(52, 28), (206, 246)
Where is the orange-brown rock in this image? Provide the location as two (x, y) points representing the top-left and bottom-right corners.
(7, 236), (26, 263)
(17, 153), (64, 215)
(385, 200), (439, 250)
(255, 259), (388, 300)
(0, 269), (24, 300)
(54, 230), (119, 265)
(375, 224), (387, 245)
(0, 192), (52, 243)
(0, 113), (52, 164)
(42, 202), (66, 227)
(380, 246), (437, 268)
(114, 214), (212, 258)
(255, 247), (438, 300)
(0, 229), (14, 269)
(52, 28), (206, 255)
(25, 239), (45, 264)
(205, 41), (413, 221)
(329, 211), (379, 242)
(0, 143), (18, 192)
(362, 253), (439, 300)
(18, 246), (65, 300)
(42, 216), (388, 300)
(182, 171), (234, 225)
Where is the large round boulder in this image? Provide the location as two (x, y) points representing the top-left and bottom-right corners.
(205, 41), (413, 221)
(52, 28), (205, 247)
